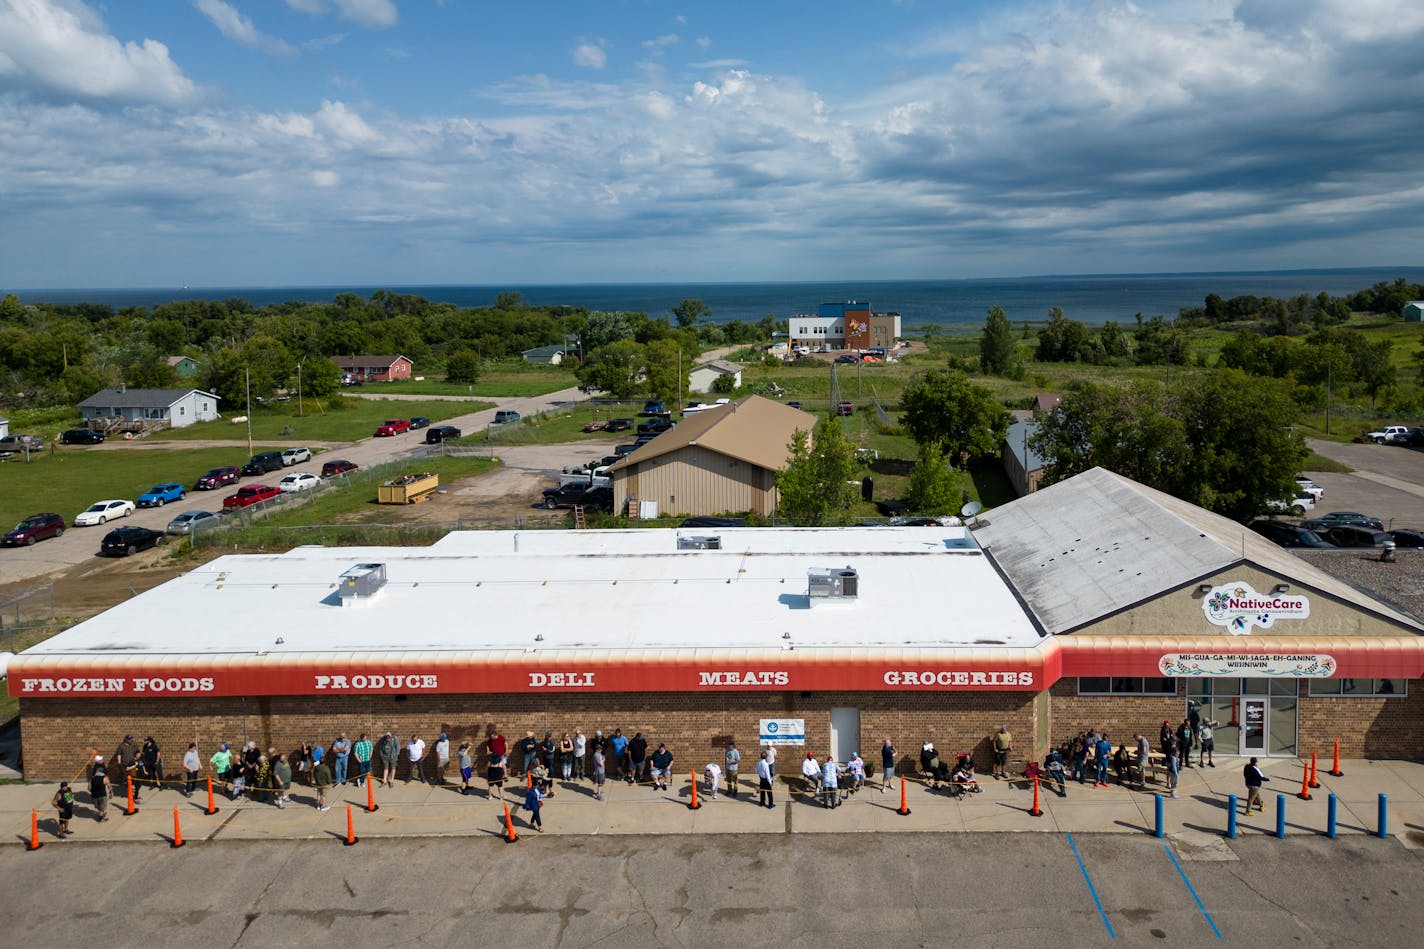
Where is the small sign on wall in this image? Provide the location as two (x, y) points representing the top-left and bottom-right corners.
(759, 718), (805, 746)
(1159, 653), (1336, 678)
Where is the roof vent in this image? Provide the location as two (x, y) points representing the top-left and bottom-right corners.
(339, 562), (387, 605)
(678, 534), (721, 550)
(808, 566), (858, 600)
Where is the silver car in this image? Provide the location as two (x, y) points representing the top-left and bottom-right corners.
(281, 447), (312, 466)
(165, 510), (222, 535)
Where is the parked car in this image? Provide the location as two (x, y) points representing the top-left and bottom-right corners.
(613, 444), (638, 457)
(100, 525), (165, 557)
(1302, 512), (1385, 531)
(493, 409), (521, 424)
(1294, 477), (1324, 500)
(637, 418), (674, 435)
(278, 472), (320, 492)
(1365, 425), (1410, 444)
(2, 513), (66, 547)
(540, 483), (613, 511)
(136, 483), (186, 508)
(223, 484), (281, 510)
(600, 455), (621, 468)
(61, 428), (104, 445)
(408, 416), (431, 430)
(605, 418), (634, 432)
(678, 516), (745, 528)
(321, 459), (359, 478)
(0, 434), (44, 454)
(836, 401), (854, 416)
(74, 499), (135, 526)
(281, 447), (312, 466)
(634, 434), (656, 447)
(640, 400), (665, 416)
(241, 451), (285, 476)
(194, 466), (241, 490)
(1398, 427), (1424, 447)
(835, 354), (860, 364)
(425, 425), (461, 443)
(786, 401), (803, 410)
(1249, 520), (1334, 549)
(374, 419), (411, 436)
(1387, 529), (1424, 548)
(1265, 492), (1317, 516)
(1319, 526), (1393, 548)
(166, 510), (221, 535)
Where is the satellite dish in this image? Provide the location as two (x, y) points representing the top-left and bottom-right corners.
(960, 501), (983, 519)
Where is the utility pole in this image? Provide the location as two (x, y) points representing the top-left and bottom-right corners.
(296, 360), (304, 418)
(245, 367), (253, 456)
(1325, 362), (1332, 436)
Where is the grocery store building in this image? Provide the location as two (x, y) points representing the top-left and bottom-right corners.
(6, 468), (1424, 779)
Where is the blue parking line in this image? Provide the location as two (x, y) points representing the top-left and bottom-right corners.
(1163, 843), (1222, 939)
(1066, 833), (1116, 939)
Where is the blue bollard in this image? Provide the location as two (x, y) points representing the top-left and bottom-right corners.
(1327, 793), (1337, 839)
(1155, 793), (1164, 838)
(1227, 794), (1238, 839)
(1378, 793), (1388, 839)
(1276, 793), (1286, 839)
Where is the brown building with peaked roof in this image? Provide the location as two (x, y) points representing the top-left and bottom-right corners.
(329, 355), (413, 383)
(607, 395), (817, 517)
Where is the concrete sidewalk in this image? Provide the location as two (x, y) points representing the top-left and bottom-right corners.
(9, 757), (1424, 848)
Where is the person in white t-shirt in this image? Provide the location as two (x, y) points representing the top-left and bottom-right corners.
(407, 735), (426, 784)
(801, 753), (821, 794)
(704, 762), (722, 799)
(763, 744), (777, 780)
(182, 743), (201, 796)
(434, 733), (451, 785)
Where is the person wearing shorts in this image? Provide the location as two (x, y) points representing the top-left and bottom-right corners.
(881, 738), (896, 793)
(993, 726), (1013, 780)
(487, 752), (507, 799)
(592, 748), (606, 800)
(457, 742), (474, 795)
(1198, 720), (1218, 768)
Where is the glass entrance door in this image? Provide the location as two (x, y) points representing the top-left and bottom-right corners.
(1241, 698), (1267, 755)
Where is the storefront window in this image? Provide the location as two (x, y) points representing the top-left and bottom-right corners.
(1308, 679), (1406, 697)
(1078, 677), (1176, 695)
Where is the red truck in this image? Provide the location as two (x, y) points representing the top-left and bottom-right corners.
(222, 484), (281, 510)
(374, 418), (411, 437)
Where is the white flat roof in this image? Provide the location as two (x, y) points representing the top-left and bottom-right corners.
(30, 527), (1040, 658)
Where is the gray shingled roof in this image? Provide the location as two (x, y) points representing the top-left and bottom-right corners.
(78, 388), (218, 409)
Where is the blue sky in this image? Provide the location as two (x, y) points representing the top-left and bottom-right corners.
(1, 0), (1422, 289)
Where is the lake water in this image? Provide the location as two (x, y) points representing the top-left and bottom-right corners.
(12, 268), (1420, 330)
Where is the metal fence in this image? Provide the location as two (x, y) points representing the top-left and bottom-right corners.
(0, 583), (59, 653)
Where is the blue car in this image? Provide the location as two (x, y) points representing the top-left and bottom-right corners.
(136, 482), (187, 508)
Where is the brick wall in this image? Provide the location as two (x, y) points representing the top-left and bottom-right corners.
(1298, 685), (1424, 760)
(1049, 679), (1186, 753)
(17, 690), (1039, 781)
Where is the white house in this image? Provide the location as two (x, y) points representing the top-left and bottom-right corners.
(788, 315), (844, 350)
(0, 417), (8, 438)
(688, 359), (743, 394)
(1403, 301), (1424, 323)
(78, 388), (221, 429)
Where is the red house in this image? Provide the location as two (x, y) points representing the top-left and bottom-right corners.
(330, 355), (413, 383)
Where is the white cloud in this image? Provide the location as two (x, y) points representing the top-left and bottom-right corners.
(642, 33), (678, 54)
(315, 98), (379, 145)
(303, 31), (347, 51)
(0, 0), (197, 105)
(311, 169), (339, 187)
(690, 58), (748, 69)
(572, 41), (606, 69)
(194, 0), (298, 57)
(696, 36), (711, 48)
(282, 0), (397, 29)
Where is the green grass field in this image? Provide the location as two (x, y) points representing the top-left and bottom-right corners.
(369, 369), (578, 398)
(0, 445), (288, 530)
(145, 396), (493, 444)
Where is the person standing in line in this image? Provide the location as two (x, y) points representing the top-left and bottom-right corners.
(377, 732), (399, 788)
(1159, 720), (1174, 755)
(880, 738), (895, 793)
(139, 737), (163, 795)
(1176, 719), (1195, 769)
(609, 729), (628, 780)
(434, 733), (451, 785)
(559, 733), (575, 781)
(407, 734), (426, 784)
(89, 757), (111, 822)
(487, 750), (508, 799)
(724, 740), (741, 798)
(273, 753), (292, 808)
(1094, 732), (1112, 788)
(52, 781), (75, 837)
(590, 730), (607, 779)
(1163, 733), (1180, 798)
(992, 725), (1013, 780)
(312, 756), (333, 811)
(1071, 732), (1089, 784)
(1135, 734), (1151, 790)
(705, 761), (722, 799)
(114, 734), (140, 800)
(764, 743), (777, 783)
(756, 751), (775, 808)
(592, 745), (606, 800)
(821, 755), (840, 808)
(573, 730), (588, 781)
(1243, 757), (1269, 814)
(353, 733), (373, 787)
(519, 732), (539, 776)
(522, 781), (547, 833)
(296, 741), (313, 784)
(540, 732), (557, 773)
(182, 743), (201, 797)
(487, 729), (508, 772)
(1197, 719), (1218, 768)
(331, 734), (351, 786)
(210, 743), (233, 794)
(627, 732), (649, 785)
(457, 742), (474, 795)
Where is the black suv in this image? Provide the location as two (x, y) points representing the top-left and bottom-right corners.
(540, 483), (613, 511)
(1249, 520), (1334, 548)
(425, 425), (461, 443)
(61, 428), (105, 445)
(637, 418), (674, 435)
(241, 451), (285, 476)
(605, 418), (633, 432)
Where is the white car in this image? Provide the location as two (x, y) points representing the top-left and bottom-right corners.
(1266, 493), (1317, 516)
(1295, 477), (1324, 501)
(74, 499), (135, 526)
(281, 447), (312, 466)
(1365, 425), (1409, 444)
(278, 472), (320, 493)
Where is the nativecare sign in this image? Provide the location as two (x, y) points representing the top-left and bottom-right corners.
(1201, 582), (1310, 634)
(1158, 653), (1337, 678)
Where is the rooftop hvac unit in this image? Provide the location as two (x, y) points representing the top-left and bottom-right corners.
(677, 535), (722, 550)
(807, 566), (858, 600)
(339, 562), (387, 605)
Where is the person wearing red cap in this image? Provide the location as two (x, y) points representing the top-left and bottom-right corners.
(801, 752), (821, 795)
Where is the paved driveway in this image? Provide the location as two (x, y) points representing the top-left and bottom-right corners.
(1304, 439), (1424, 529)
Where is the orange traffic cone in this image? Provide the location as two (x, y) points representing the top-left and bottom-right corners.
(171, 806), (185, 848)
(1329, 740), (1343, 777)
(1298, 763), (1312, 801)
(204, 775), (219, 816)
(366, 776), (379, 813)
(26, 808), (42, 851)
(502, 801), (519, 843)
(526, 771), (532, 790)
(1308, 752), (1321, 789)
(343, 804), (358, 846)
(124, 775), (138, 815)
(897, 776), (911, 816)
(1029, 775), (1043, 817)
(688, 770), (702, 810)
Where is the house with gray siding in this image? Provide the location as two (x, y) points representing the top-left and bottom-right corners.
(78, 388), (221, 430)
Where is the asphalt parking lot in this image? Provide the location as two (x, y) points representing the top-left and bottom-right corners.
(5, 832), (1422, 947)
(1304, 439), (1424, 528)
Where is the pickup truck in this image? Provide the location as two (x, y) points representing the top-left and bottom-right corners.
(1365, 425), (1410, 444)
(223, 484), (281, 510)
(374, 418), (411, 437)
(540, 483), (613, 511)
(0, 434), (44, 454)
